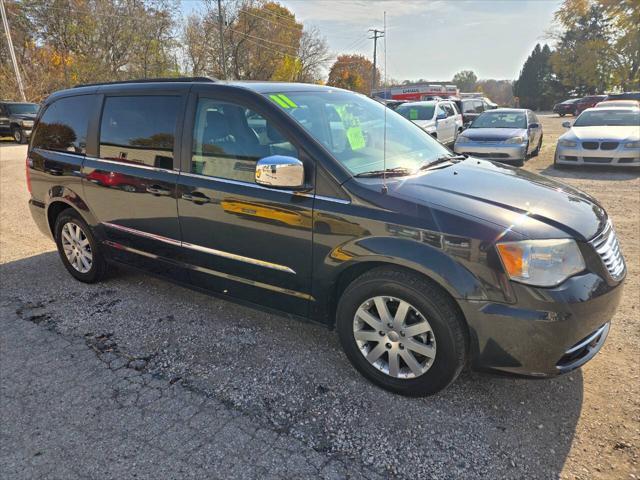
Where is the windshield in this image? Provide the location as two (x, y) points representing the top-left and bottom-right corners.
(264, 90), (450, 176)
(469, 111), (526, 129)
(395, 104), (435, 121)
(6, 103), (38, 115)
(574, 109), (640, 127)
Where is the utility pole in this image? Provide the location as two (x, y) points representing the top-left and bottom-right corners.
(368, 28), (384, 97)
(217, 0), (227, 79)
(0, 0), (26, 101)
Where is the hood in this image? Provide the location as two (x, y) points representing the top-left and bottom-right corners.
(461, 127), (526, 141)
(12, 113), (36, 120)
(381, 159), (606, 241)
(565, 125), (640, 142)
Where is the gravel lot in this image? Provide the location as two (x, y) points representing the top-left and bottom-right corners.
(1, 115), (638, 479)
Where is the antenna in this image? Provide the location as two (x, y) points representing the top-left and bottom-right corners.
(381, 12), (388, 194)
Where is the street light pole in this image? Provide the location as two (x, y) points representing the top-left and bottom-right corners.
(0, 0), (26, 101)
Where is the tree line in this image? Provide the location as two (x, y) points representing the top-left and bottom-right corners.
(0, 0), (330, 101)
(513, 0), (639, 110)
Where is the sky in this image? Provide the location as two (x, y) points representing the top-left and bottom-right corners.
(182, 0), (563, 82)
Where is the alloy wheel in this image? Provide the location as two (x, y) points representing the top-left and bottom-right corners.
(61, 222), (93, 273)
(353, 296), (436, 379)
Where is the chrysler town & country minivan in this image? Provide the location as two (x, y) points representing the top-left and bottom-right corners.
(27, 78), (625, 395)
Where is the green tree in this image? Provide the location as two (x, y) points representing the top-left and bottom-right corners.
(513, 44), (563, 110)
(452, 70), (477, 92)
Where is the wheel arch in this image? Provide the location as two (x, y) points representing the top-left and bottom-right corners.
(45, 193), (98, 238)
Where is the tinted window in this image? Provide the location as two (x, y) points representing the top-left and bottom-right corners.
(7, 103), (39, 115)
(461, 100), (476, 114)
(32, 96), (92, 154)
(442, 104), (455, 117)
(99, 96), (179, 169)
(396, 104), (435, 121)
(473, 100), (484, 113)
(192, 99), (296, 183)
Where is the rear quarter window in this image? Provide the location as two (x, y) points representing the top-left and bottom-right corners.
(32, 95), (94, 154)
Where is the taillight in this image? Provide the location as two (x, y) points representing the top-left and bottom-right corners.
(26, 156), (32, 194)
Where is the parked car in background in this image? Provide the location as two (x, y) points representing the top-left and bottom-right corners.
(27, 78), (625, 396)
(575, 95), (607, 115)
(554, 107), (640, 168)
(396, 99), (462, 145)
(594, 100), (640, 109)
(377, 98), (406, 111)
(454, 98), (486, 127)
(453, 108), (543, 166)
(553, 98), (580, 116)
(604, 92), (640, 101)
(0, 101), (39, 143)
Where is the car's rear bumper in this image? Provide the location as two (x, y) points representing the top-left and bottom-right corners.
(555, 145), (640, 167)
(454, 142), (527, 162)
(28, 199), (52, 239)
(459, 272), (624, 377)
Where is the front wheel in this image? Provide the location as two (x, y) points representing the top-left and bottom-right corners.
(54, 209), (108, 283)
(336, 267), (467, 396)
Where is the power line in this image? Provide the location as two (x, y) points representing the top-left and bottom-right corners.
(227, 26), (299, 53)
(237, 8), (302, 34)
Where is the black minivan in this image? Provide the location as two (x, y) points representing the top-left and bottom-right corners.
(27, 78), (625, 396)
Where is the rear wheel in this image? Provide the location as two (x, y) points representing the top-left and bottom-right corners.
(336, 267), (467, 396)
(12, 126), (26, 144)
(54, 209), (107, 283)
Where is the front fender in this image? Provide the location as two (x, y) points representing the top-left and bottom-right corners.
(310, 234), (514, 324)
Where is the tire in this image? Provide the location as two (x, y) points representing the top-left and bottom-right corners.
(336, 266), (467, 396)
(559, 113), (565, 117)
(54, 209), (107, 283)
(531, 136), (543, 157)
(12, 126), (26, 144)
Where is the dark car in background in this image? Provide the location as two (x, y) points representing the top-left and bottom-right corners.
(553, 98), (580, 116)
(453, 97), (493, 127)
(0, 101), (39, 143)
(575, 95), (607, 115)
(27, 78), (624, 396)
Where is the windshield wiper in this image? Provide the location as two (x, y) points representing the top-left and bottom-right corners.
(354, 166), (413, 178)
(419, 154), (466, 171)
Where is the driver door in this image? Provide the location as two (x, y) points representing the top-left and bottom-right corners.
(176, 93), (314, 316)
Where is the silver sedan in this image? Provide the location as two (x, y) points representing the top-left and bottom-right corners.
(454, 109), (543, 166)
(554, 107), (640, 168)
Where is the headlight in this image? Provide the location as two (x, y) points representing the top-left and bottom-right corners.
(624, 141), (640, 148)
(496, 239), (585, 287)
(456, 135), (469, 144)
(20, 120), (34, 127)
(504, 136), (526, 144)
(558, 139), (577, 147)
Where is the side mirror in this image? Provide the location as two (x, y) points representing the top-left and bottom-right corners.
(255, 155), (304, 189)
(562, 121), (572, 128)
(529, 122), (540, 129)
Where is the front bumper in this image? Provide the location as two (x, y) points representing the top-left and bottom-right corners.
(555, 144), (640, 167)
(454, 142), (527, 162)
(459, 272), (624, 377)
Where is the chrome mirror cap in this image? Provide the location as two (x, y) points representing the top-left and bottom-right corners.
(562, 121), (572, 128)
(255, 155), (304, 189)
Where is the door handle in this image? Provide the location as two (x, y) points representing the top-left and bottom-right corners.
(146, 185), (172, 196)
(182, 192), (211, 204)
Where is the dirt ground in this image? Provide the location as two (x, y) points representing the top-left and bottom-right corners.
(0, 114), (638, 479)
(524, 115), (639, 479)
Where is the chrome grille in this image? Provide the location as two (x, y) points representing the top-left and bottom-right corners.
(591, 220), (625, 280)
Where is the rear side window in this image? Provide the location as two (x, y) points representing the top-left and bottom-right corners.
(99, 96), (180, 170)
(32, 96), (92, 154)
(461, 100), (475, 114)
(474, 100), (484, 113)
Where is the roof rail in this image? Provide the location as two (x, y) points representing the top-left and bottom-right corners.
(73, 76), (217, 88)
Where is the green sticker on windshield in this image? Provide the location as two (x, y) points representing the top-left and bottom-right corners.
(269, 94), (297, 108)
(346, 127), (365, 150)
(409, 108), (418, 120)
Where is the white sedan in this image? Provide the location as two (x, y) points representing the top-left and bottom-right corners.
(554, 107), (640, 168)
